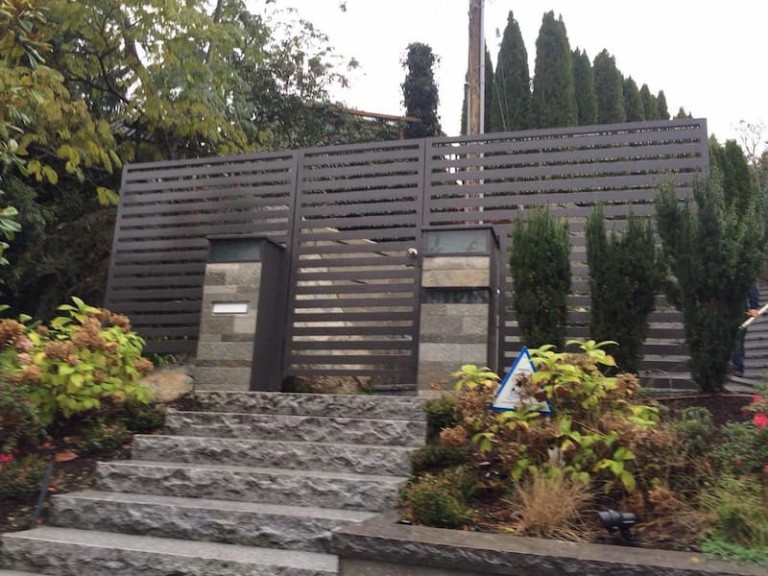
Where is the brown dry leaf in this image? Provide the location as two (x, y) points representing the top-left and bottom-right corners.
(54, 450), (78, 463)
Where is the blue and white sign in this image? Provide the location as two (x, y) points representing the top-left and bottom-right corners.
(492, 346), (552, 414)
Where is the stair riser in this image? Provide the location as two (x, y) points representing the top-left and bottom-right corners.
(132, 436), (413, 476)
(165, 412), (426, 447)
(0, 538), (332, 576)
(96, 463), (402, 512)
(50, 496), (346, 553)
(195, 391), (425, 421)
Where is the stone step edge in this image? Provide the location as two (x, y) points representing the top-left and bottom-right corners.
(52, 490), (375, 522)
(98, 459), (406, 483)
(2, 527), (338, 572)
(133, 434), (421, 452)
(166, 408), (427, 424)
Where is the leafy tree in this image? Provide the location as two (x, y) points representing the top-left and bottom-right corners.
(509, 209), (571, 350)
(639, 84), (658, 120)
(572, 48), (597, 126)
(623, 76), (645, 122)
(593, 50), (625, 124)
(531, 11), (577, 128)
(490, 11), (531, 132)
(676, 107), (693, 119)
(655, 173), (768, 392)
(402, 42), (441, 138)
(656, 90), (670, 120)
(586, 204), (661, 373)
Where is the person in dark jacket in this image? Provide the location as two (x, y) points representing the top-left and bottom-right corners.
(731, 283), (760, 377)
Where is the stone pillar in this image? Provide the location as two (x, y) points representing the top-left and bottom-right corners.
(194, 237), (287, 392)
(418, 228), (500, 391)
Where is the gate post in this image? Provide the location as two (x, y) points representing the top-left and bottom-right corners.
(194, 236), (287, 392)
(417, 227), (501, 392)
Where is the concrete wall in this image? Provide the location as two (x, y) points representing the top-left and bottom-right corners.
(194, 262), (261, 391)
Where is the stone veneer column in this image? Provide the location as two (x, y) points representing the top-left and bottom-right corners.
(418, 256), (496, 390)
(194, 261), (262, 391)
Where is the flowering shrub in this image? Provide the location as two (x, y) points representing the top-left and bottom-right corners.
(0, 297), (153, 427)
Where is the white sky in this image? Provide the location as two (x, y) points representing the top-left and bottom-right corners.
(264, 0), (767, 149)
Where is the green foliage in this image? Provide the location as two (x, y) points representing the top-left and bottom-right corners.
(410, 444), (468, 476)
(586, 204), (662, 373)
(710, 422), (768, 476)
(593, 49), (625, 124)
(622, 76), (645, 122)
(78, 420), (129, 456)
(702, 476), (768, 555)
(0, 454), (47, 500)
(401, 467), (473, 528)
(656, 90), (670, 120)
(422, 395), (458, 442)
(509, 209), (570, 350)
(0, 378), (46, 454)
(117, 401), (166, 434)
(531, 11), (577, 129)
(639, 83), (658, 120)
(669, 406), (714, 456)
(702, 535), (768, 567)
(572, 48), (597, 126)
(655, 172), (768, 392)
(490, 11), (531, 132)
(401, 42), (441, 138)
(0, 297), (153, 427)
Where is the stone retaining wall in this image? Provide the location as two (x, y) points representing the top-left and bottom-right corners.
(331, 513), (764, 576)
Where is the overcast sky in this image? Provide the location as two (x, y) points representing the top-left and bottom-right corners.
(264, 0), (766, 149)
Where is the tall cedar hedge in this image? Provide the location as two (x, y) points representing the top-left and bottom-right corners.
(656, 169), (767, 392)
(509, 209), (571, 350)
(586, 204), (661, 373)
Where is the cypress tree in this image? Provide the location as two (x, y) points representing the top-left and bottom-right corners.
(593, 49), (625, 124)
(623, 76), (645, 122)
(531, 11), (577, 128)
(655, 174), (768, 392)
(490, 12), (531, 132)
(639, 83), (658, 120)
(676, 107), (692, 119)
(710, 140), (756, 217)
(402, 42), (441, 138)
(656, 90), (670, 120)
(460, 45), (494, 134)
(509, 209), (571, 350)
(572, 48), (597, 126)
(586, 204), (661, 373)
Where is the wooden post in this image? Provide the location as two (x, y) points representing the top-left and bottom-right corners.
(467, 0), (483, 135)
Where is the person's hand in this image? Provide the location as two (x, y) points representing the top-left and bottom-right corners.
(747, 308), (759, 318)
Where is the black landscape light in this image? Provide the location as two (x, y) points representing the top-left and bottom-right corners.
(597, 509), (638, 541)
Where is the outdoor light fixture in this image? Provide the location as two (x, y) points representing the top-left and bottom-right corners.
(597, 509), (638, 541)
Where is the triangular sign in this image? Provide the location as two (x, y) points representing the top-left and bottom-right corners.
(492, 346), (551, 413)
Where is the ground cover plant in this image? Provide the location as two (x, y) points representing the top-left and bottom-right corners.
(400, 341), (768, 565)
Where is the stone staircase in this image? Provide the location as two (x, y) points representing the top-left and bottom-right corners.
(0, 391), (425, 575)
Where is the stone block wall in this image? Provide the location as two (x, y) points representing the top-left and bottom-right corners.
(418, 256), (492, 390)
(194, 262), (261, 391)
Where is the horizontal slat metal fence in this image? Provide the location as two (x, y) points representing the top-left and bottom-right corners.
(287, 141), (424, 384)
(106, 151), (298, 354)
(424, 119), (709, 381)
(106, 119), (709, 385)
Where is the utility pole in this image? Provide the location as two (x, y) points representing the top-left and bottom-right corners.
(467, 0), (485, 135)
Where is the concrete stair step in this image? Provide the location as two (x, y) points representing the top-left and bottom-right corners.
(0, 571), (43, 575)
(194, 391), (425, 421)
(96, 460), (404, 512)
(50, 490), (372, 553)
(132, 434), (415, 476)
(1, 527), (337, 575)
(165, 410), (426, 447)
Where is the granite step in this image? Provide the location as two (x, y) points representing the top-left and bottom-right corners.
(96, 460), (404, 512)
(50, 490), (372, 553)
(1, 527), (337, 575)
(132, 434), (415, 476)
(165, 410), (426, 447)
(195, 390), (425, 421)
(0, 571), (43, 575)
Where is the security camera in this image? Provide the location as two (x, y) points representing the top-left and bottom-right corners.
(406, 248), (419, 259)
